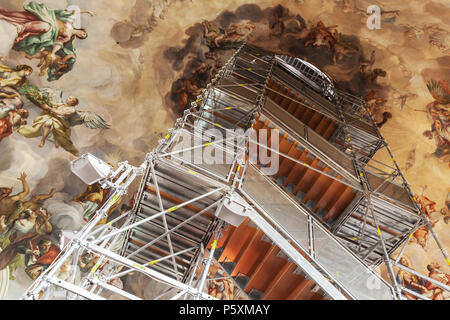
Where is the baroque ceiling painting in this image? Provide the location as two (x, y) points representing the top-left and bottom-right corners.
(0, 0), (448, 300)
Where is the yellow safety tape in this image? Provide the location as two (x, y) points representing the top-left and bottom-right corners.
(147, 260), (158, 266)
(225, 107), (231, 110)
(352, 237), (358, 241)
(109, 194), (119, 205)
(237, 165), (241, 172)
(304, 163), (310, 167)
(134, 263), (146, 271)
(205, 142), (212, 146)
(168, 206), (178, 213)
(211, 240), (218, 250)
(215, 123), (223, 128)
(385, 178), (389, 182)
(165, 133), (171, 140)
(446, 257), (450, 266)
(188, 169), (197, 175)
(409, 233), (413, 238)
(377, 228), (381, 236)
(90, 264), (100, 274)
(413, 196), (417, 202)
(195, 99), (199, 103)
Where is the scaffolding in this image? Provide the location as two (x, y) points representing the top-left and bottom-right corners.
(21, 43), (449, 300)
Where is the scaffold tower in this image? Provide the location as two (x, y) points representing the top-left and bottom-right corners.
(22, 43), (449, 301)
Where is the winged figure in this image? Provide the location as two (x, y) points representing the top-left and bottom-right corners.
(421, 80), (450, 160)
(17, 85), (110, 156)
(426, 79), (450, 106)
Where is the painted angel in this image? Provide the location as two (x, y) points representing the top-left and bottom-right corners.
(422, 80), (450, 159)
(18, 86), (110, 156)
(304, 21), (338, 50)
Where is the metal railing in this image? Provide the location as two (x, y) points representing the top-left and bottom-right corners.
(241, 164), (394, 300)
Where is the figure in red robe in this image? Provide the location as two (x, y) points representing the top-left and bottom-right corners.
(425, 262), (450, 300)
(0, 6), (51, 44)
(18, 237), (60, 280)
(0, 108), (28, 142)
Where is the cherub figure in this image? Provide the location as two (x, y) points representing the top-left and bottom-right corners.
(332, 30), (358, 64)
(24, 49), (75, 78)
(396, 256), (427, 300)
(359, 51), (386, 84)
(224, 22), (255, 43)
(424, 262), (450, 300)
(421, 80), (450, 160)
(412, 226), (429, 249)
(415, 186), (437, 219)
(202, 20), (254, 49)
(281, 19), (313, 41)
(73, 183), (106, 223)
(202, 21), (226, 48)
(269, 5), (285, 37)
(304, 21), (337, 50)
(78, 251), (102, 273)
(359, 51), (376, 74)
(410, 186), (448, 248)
(0, 86), (25, 110)
(364, 90), (392, 128)
(18, 87), (110, 156)
(175, 78), (202, 112)
(73, 183), (121, 224)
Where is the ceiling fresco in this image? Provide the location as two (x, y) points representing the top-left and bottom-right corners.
(0, 0), (448, 299)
